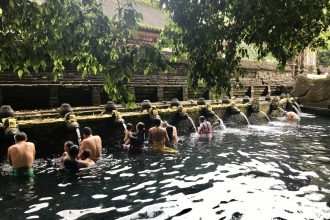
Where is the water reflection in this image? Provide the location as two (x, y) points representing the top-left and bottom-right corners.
(0, 115), (329, 219)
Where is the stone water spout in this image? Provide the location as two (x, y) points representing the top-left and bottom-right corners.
(149, 105), (161, 122)
(104, 101), (117, 115)
(222, 99), (250, 126)
(0, 105), (19, 138)
(59, 103), (81, 144)
(141, 100), (152, 112)
(64, 112), (81, 144)
(247, 98), (271, 122)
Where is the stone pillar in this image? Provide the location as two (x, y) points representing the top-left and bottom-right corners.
(0, 87), (3, 106)
(49, 87), (58, 108)
(183, 86), (188, 101)
(250, 86), (254, 98)
(267, 85), (271, 95)
(157, 86), (164, 101)
(92, 87), (101, 106)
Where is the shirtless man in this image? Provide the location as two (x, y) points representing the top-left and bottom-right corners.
(8, 132), (36, 177)
(278, 108), (300, 122)
(148, 118), (170, 150)
(284, 111), (300, 122)
(78, 127), (102, 161)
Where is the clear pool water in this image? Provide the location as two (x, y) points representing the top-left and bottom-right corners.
(0, 114), (330, 220)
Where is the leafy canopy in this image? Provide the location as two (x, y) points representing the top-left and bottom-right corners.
(0, 0), (166, 106)
(158, 0), (330, 93)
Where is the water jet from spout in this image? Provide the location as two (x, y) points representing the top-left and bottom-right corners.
(259, 110), (271, 122)
(240, 112), (251, 126)
(214, 114), (227, 130)
(187, 116), (198, 134)
(76, 127), (81, 144)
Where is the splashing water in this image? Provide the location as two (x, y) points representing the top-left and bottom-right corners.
(259, 111), (271, 122)
(76, 128), (81, 144)
(240, 112), (251, 126)
(293, 102), (302, 113)
(187, 116), (198, 133)
(122, 123), (127, 131)
(292, 105), (301, 115)
(214, 114), (227, 130)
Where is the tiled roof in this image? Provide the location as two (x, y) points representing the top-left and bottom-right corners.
(100, 0), (167, 28)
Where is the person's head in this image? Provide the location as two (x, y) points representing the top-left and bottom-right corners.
(68, 145), (79, 159)
(166, 126), (174, 135)
(82, 127), (92, 139)
(81, 149), (91, 160)
(161, 121), (169, 128)
(136, 122), (145, 133)
(64, 141), (74, 152)
(199, 116), (205, 123)
(283, 111), (288, 116)
(126, 123), (133, 131)
(14, 132), (27, 143)
(154, 118), (162, 127)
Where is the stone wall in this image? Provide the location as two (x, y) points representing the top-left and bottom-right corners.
(234, 60), (296, 97)
(292, 74), (330, 108)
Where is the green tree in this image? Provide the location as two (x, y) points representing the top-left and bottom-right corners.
(0, 0), (166, 105)
(159, 0), (330, 93)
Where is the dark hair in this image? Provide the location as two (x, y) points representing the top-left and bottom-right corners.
(154, 118), (162, 126)
(136, 122), (145, 133)
(82, 127), (92, 136)
(68, 145), (79, 158)
(14, 132), (27, 142)
(64, 141), (74, 148)
(199, 116), (205, 122)
(81, 149), (91, 159)
(166, 126), (174, 142)
(126, 123), (133, 130)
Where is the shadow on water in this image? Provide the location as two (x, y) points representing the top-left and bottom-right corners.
(0, 115), (330, 219)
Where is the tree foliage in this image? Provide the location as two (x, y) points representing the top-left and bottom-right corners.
(159, 0), (330, 93)
(0, 0), (166, 105)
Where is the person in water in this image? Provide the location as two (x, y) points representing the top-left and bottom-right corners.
(123, 123), (133, 145)
(60, 141), (74, 164)
(79, 149), (95, 167)
(278, 108), (300, 122)
(161, 121), (178, 148)
(149, 119), (177, 153)
(284, 111), (300, 122)
(62, 145), (80, 173)
(198, 116), (213, 135)
(125, 122), (146, 152)
(79, 127), (102, 161)
(7, 132), (36, 177)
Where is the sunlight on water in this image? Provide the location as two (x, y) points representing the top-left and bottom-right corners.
(0, 115), (330, 219)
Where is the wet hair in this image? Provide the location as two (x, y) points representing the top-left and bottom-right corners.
(82, 127), (92, 136)
(199, 116), (205, 122)
(64, 141), (74, 149)
(126, 123), (133, 130)
(68, 145), (79, 158)
(81, 149), (91, 160)
(14, 132), (27, 142)
(154, 118), (162, 126)
(136, 122), (145, 133)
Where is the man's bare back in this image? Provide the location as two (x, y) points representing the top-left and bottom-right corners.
(148, 119), (170, 148)
(8, 136), (35, 169)
(79, 135), (102, 161)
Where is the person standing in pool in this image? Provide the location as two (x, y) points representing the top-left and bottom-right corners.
(278, 108), (300, 122)
(149, 119), (177, 153)
(78, 149), (95, 167)
(284, 111), (300, 122)
(7, 132), (36, 177)
(125, 122), (146, 152)
(198, 116), (213, 135)
(60, 141), (74, 164)
(78, 127), (102, 161)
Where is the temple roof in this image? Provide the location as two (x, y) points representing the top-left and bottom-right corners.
(100, 0), (167, 29)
